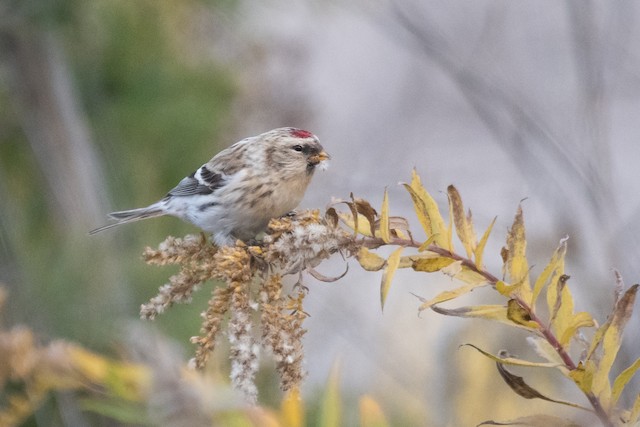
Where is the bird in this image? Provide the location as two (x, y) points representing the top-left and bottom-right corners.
(90, 127), (330, 246)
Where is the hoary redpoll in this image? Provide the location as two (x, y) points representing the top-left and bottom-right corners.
(90, 128), (330, 246)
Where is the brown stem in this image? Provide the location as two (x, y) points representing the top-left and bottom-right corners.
(360, 236), (614, 427)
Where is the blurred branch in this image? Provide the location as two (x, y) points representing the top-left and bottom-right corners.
(383, 1), (633, 230)
(0, 23), (108, 232)
(566, 1), (614, 222)
(387, 1), (588, 194)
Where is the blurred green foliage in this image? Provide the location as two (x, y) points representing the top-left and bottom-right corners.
(0, 0), (236, 349)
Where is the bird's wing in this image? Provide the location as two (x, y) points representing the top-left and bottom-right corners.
(166, 166), (225, 197)
(206, 137), (253, 175)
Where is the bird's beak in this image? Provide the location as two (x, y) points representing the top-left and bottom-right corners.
(309, 151), (331, 165)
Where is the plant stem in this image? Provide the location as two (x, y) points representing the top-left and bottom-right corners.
(361, 236), (614, 427)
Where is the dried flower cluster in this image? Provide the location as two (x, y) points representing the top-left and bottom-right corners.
(141, 210), (357, 401)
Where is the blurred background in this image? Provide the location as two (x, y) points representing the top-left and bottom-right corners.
(1, 0), (640, 425)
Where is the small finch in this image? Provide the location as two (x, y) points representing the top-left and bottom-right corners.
(90, 128), (330, 246)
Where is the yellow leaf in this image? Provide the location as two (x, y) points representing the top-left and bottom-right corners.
(505, 205), (532, 302)
(452, 267), (489, 285)
(357, 248), (386, 272)
(532, 237), (567, 307)
(432, 304), (507, 320)
(527, 337), (567, 372)
(547, 274), (574, 343)
(506, 299), (539, 330)
(379, 188), (391, 243)
(558, 312), (595, 347)
(586, 317), (610, 362)
(417, 234), (438, 252)
(441, 259), (463, 278)
(281, 388), (304, 427)
(474, 216), (496, 269)
(432, 304), (535, 331)
(612, 357), (640, 406)
(320, 362), (341, 427)
(339, 213), (373, 237)
(496, 280), (520, 297)
(359, 395), (389, 427)
(418, 281), (488, 312)
(461, 344), (561, 368)
(66, 346), (149, 401)
(568, 360), (596, 394)
(448, 185), (476, 259)
(402, 169), (449, 249)
(630, 393), (640, 424)
(412, 257), (455, 272)
(592, 284), (639, 408)
(397, 255), (417, 269)
(380, 247), (404, 311)
(447, 192), (454, 254)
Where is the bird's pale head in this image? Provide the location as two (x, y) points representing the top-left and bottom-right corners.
(261, 128), (330, 176)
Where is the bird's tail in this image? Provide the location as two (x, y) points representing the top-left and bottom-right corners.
(89, 204), (166, 235)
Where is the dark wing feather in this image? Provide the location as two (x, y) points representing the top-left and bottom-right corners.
(166, 167), (224, 197)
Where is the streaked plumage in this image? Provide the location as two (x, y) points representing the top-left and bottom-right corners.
(90, 128), (329, 246)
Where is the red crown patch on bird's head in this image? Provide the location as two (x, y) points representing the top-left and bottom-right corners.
(289, 128), (314, 139)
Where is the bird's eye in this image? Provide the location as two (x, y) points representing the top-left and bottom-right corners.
(293, 145), (304, 152)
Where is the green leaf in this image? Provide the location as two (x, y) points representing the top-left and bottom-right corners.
(80, 398), (150, 424)
(320, 362), (342, 427)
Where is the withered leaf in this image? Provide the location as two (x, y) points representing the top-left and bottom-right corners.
(592, 284), (639, 403)
(496, 350), (589, 411)
(477, 415), (582, 427)
(447, 185), (476, 259)
(505, 205), (532, 301)
(506, 299), (538, 329)
(353, 194), (378, 237)
(308, 264), (349, 282)
(324, 207), (339, 228)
